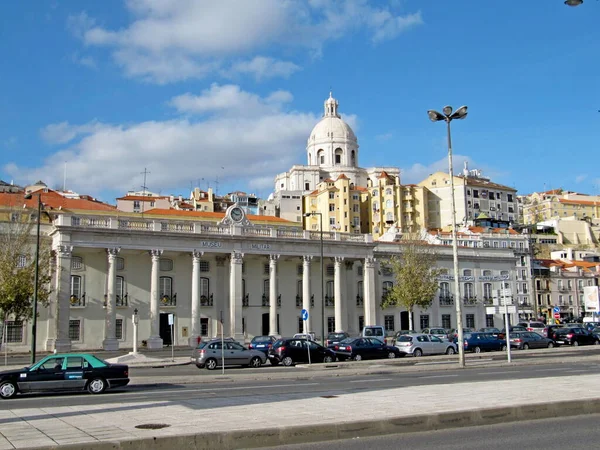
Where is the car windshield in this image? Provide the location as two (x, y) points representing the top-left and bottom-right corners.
(252, 336), (272, 343)
(328, 333), (346, 340)
(272, 339), (285, 348)
(339, 337), (354, 344)
(397, 336), (413, 342)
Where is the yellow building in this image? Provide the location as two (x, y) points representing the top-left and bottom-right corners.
(520, 189), (600, 224)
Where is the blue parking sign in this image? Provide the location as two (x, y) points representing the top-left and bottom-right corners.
(301, 309), (309, 321)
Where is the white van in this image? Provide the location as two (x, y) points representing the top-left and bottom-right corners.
(361, 326), (386, 343)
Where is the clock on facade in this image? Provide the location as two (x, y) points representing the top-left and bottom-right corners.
(230, 207), (244, 222)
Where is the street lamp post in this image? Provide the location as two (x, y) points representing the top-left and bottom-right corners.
(132, 308), (139, 355)
(564, 0), (583, 6)
(427, 105), (468, 368)
(304, 212), (325, 344)
(24, 192), (42, 365)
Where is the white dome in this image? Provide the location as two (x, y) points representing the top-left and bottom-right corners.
(308, 116), (357, 144)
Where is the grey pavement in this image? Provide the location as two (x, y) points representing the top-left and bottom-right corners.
(1, 352), (600, 450)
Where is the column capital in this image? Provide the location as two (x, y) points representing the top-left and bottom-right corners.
(302, 255), (313, 263)
(107, 247), (121, 258)
(269, 254), (280, 263)
(56, 245), (73, 257)
(231, 251), (244, 263)
(365, 257), (377, 269)
(192, 250), (204, 260)
(334, 256), (345, 265)
(149, 249), (163, 259)
(345, 260), (354, 270)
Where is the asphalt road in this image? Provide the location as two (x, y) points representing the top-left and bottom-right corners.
(4, 358), (600, 409)
(254, 414), (600, 450)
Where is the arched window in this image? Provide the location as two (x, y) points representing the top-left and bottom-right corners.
(386, 199), (392, 208)
(334, 148), (343, 165)
(386, 212), (394, 222)
(482, 270), (492, 277)
(317, 149), (325, 164)
(351, 150), (356, 165)
(373, 201), (379, 211)
(386, 188), (392, 195)
(372, 189), (379, 197)
(382, 281), (393, 297)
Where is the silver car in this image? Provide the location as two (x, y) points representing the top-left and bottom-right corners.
(191, 339), (266, 370)
(395, 333), (457, 357)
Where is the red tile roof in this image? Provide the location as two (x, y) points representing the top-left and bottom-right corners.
(116, 195), (169, 201)
(143, 208), (296, 224)
(0, 191), (116, 212)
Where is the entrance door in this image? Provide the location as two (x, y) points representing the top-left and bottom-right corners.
(160, 313), (172, 346)
(261, 313), (280, 336)
(400, 311), (410, 330)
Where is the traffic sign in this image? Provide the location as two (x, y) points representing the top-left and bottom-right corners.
(553, 306), (560, 313)
(168, 313), (174, 325)
(553, 313), (560, 319)
(301, 309), (309, 321)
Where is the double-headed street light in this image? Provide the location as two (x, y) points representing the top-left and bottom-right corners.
(303, 212), (325, 344)
(23, 192), (42, 365)
(564, 0), (583, 6)
(427, 105), (468, 368)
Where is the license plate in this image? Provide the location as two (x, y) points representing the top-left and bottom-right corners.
(257, 344), (265, 348)
(556, 340), (565, 344)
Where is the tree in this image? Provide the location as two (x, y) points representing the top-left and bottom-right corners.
(381, 236), (442, 330)
(0, 210), (52, 326)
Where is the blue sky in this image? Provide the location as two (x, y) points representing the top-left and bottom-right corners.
(1, 1), (599, 204)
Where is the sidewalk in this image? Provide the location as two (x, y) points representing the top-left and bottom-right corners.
(1, 357), (600, 449)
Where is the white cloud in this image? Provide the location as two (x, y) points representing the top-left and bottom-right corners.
(8, 86), (320, 197)
(401, 155), (471, 184)
(575, 174), (587, 183)
(71, 52), (97, 69)
(70, 0), (423, 83)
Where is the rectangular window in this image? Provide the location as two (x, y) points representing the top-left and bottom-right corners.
(327, 317), (335, 333)
(298, 317), (303, 333)
(384, 315), (395, 332)
(297, 264), (303, 275)
(466, 314), (475, 329)
(329, 204), (335, 212)
(358, 316), (364, 332)
(5, 321), (23, 343)
(71, 256), (83, 270)
(419, 315), (430, 330)
(329, 192), (335, 199)
(69, 320), (81, 341)
(442, 314), (451, 329)
(200, 318), (209, 336)
(17, 254), (27, 268)
(329, 217), (336, 226)
(199, 261), (210, 272)
(326, 265), (335, 276)
(357, 265), (363, 276)
(116, 257), (125, 271)
(264, 264), (269, 275)
(159, 259), (173, 271)
(486, 315), (494, 327)
(116, 319), (123, 340)
(159, 277), (172, 297)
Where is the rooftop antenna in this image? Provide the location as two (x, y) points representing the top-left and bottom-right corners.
(63, 162), (67, 192)
(140, 168), (150, 217)
(214, 167), (224, 196)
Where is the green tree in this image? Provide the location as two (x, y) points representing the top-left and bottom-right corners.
(0, 212), (52, 326)
(381, 237), (442, 330)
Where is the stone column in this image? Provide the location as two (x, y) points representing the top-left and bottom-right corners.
(54, 245), (72, 353)
(102, 247), (120, 350)
(45, 252), (58, 351)
(216, 255), (227, 337)
(269, 254), (280, 336)
(345, 260), (357, 335)
(334, 257), (345, 332)
(230, 251), (244, 341)
(364, 257), (377, 326)
(302, 256), (312, 334)
(190, 250), (203, 347)
(147, 249), (163, 349)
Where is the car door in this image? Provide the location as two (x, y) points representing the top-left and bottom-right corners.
(429, 335), (445, 354)
(306, 340), (325, 362)
(416, 335), (431, 354)
(226, 342), (245, 365)
(63, 356), (88, 390)
(368, 338), (387, 358)
(21, 356), (67, 392)
(291, 339), (307, 363)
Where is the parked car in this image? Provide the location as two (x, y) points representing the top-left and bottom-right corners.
(332, 337), (404, 361)
(395, 334), (458, 357)
(592, 327), (600, 339)
(509, 332), (555, 350)
(517, 321), (546, 333)
(460, 332), (506, 353)
(497, 326), (527, 340)
(361, 326), (386, 343)
(0, 353), (129, 399)
(553, 327), (600, 346)
(479, 327), (501, 336)
(422, 327), (451, 341)
(268, 338), (336, 366)
(292, 332), (316, 341)
(542, 325), (564, 341)
(248, 335), (277, 356)
(325, 332), (350, 347)
(584, 322), (600, 332)
(191, 339), (266, 370)
(450, 328), (476, 340)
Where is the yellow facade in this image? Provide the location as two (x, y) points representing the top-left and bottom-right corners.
(521, 191), (600, 225)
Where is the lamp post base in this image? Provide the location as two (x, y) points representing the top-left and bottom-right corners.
(102, 338), (119, 351)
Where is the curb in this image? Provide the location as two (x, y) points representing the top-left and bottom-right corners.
(23, 397), (600, 450)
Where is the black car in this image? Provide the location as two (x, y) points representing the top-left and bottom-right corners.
(332, 337), (405, 361)
(268, 338), (336, 366)
(553, 327), (599, 346)
(248, 335), (277, 356)
(542, 325), (564, 341)
(0, 353), (129, 399)
(325, 332), (350, 347)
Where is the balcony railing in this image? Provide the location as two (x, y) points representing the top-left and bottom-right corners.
(356, 295), (364, 307)
(311, 294), (315, 308)
(277, 295), (281, 307)
(200, 294), (213, 307)
(439, 295), (454, 306)
(262, 294), (269, 307)
(483, 296), (494, 305)
(463, 296), (478, 306)
(70, 294), (86, 308)
(242, 294), (249, 307)
(296, 295), (302, 307)
(161, 293), (177, 307)
(325, 295), (334, 307)
(116, 294), (128, 307)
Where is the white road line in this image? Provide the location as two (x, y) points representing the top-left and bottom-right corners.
(419, 374), (459, 379)
(475, 371), (515, 375)
(349, 378), (392, 383)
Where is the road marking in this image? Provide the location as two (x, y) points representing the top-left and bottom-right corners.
(419, 374), (459, 379)
(475, 371), (515, 375)
(349, 378), (392, 383)
(414, 361), (457, 366)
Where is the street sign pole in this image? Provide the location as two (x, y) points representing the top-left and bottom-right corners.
(168, 313), (175, 362)
(500, 289), (512, 364)
(301, 309), (311, 364)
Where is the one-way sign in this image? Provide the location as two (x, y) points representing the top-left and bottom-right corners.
(301, 309), (309, 321)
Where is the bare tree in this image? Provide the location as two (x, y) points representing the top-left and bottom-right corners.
(0, 209), (52, 325)
(381, 236), (442, 330)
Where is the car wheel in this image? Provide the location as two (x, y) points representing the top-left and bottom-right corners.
(595, 340), (600, 346)
(547, 342), (554, 348)
(0, 381), (17, 399)
(573, 341), (580, 347)
(387, 351), (397, 359)
(413, 348), (423, 357)
(523, 343), (530, 350)
(353, 354), (362, 361)
(501, 345), (507, 351)
(445, 347), (456, 355)
(195, 363), (205, 369)
(249, 357), (262, 368)
(87, 377), (106, 395)
(205, 358), (218, 370)
(282, 356), (294, 367)
(473, 346), (482, 354)
(323, 355), (334, 363)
